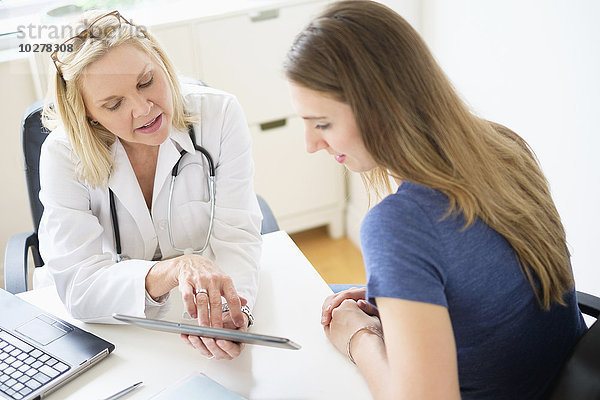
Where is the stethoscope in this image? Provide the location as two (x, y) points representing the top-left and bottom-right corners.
(108, 125), (215, 262)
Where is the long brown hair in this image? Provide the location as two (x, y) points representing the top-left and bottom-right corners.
(284, 0), (573, 309)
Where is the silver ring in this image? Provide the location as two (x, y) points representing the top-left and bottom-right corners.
(194, 288), (208, 296)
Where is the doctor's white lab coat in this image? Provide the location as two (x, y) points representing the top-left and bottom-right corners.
(37, 85), (262, 323)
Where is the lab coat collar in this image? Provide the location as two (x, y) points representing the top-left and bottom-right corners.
(170, 125), (197, 154)
(107, 139), (155, 257)
(107, 125), (196, 202)
(151, 126), (195, 209)
(106, 125), (197, 257)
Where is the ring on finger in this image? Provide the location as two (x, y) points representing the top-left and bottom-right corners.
(194, 288), (208, 296)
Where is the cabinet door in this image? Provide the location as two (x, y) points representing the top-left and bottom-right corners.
(150, 24), (200, 79)
(251, 116), (345, 233)
(194, 1), (329, 126)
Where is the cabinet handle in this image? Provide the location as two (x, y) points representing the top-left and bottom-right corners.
(249, 8), (280, 22)
(260, 118), (287, 131)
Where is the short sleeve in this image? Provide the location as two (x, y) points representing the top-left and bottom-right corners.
(360, 194), (448, 307)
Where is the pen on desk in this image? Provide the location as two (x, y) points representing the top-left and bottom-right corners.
(102, 381), (143, 400)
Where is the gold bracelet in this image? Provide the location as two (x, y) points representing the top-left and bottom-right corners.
(346, 325), (384, 365)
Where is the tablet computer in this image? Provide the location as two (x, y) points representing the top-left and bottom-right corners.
(112, 314), (301, 350)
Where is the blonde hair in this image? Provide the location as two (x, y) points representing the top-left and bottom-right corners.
(43, 10), (195, 187)
(284, 0), (573, 310)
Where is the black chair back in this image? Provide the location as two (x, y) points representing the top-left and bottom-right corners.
(21, 100), (48, 267)
(542, 292), (600, 399)
(22, 100), (49, 230)
(543, 318), (600, 399)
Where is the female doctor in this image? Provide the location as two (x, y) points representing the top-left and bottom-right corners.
(38, 10), (261, 360)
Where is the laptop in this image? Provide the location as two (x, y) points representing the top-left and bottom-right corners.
(0, 288), (115, 400)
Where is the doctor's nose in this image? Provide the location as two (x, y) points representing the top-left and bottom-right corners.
(305, 129), (328, 154)
(131, 94), (152, 119)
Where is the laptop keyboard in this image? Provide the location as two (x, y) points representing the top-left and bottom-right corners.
(0, 329), (70, 400)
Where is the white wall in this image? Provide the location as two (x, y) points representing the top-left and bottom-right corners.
(0, 58), (38, 288)
(419, 0), (600, 296)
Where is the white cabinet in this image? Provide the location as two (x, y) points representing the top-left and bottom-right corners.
(149, 24), (199, 79)
(153, 0), (345, 237)
(193, 2), (325, 125)
(250, 117), (345, 237)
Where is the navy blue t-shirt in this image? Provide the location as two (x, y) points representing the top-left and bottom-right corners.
(361, 182), (586, 399)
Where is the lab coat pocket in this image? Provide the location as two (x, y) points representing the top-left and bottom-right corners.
(174, 200), (212, 251)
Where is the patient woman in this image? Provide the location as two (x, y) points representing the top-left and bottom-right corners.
(38, 10), (261, 360)
(284, 1), (586, 398)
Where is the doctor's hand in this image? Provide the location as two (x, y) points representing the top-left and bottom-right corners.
(174, 254), (246, 329)
(321, 287), (379, 326)
(146, 254), (246, 330)
(180, 311), (249, 360)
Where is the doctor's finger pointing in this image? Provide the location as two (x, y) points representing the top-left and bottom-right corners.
(179, 281), (199, 319)
(194, 288), (211, 326)
(175, 254), (242, 326)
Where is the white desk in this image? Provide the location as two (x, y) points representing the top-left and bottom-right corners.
(18, 231), (372, 399)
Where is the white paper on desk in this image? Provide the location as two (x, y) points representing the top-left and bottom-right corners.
(148, 371), (246, 399)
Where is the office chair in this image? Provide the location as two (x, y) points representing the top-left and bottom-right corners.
(542, 292), (600, 399)
(4, 99), (279, 295)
